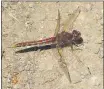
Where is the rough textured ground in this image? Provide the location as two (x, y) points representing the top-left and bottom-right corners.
(2, 2), (103, 89)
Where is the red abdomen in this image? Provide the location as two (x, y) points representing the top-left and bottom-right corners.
(15, 37), (56, 47)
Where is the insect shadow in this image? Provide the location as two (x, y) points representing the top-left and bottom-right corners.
(15, 44), (57, 53)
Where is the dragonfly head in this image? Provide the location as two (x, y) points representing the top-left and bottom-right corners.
(72, 30), (83, 45)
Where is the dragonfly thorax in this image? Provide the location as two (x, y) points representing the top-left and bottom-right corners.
(56, 31), (73, 47)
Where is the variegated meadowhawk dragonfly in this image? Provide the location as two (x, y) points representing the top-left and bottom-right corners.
(12, 7), (90, 83)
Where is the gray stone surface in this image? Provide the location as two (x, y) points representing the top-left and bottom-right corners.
(2, 2), (103, 89)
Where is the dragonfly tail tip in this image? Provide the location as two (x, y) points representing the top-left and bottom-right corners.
(12, 44), (17, 48)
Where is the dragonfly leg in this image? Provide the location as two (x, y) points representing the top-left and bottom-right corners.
(70, 44), (73, 52)
(70, 44), (83, 52)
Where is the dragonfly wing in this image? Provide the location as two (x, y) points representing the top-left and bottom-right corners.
(62, 7), (81, 32)
(54, 10), (61, 37)
(72, 51), (91, 75)
(56, 46), (71, 83)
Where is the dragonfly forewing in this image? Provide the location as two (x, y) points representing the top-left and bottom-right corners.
(54, 9), (61, 37)
(62, 7), (81, 32)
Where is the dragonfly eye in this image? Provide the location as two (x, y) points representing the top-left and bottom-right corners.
(72, 37), (83, 45)
(76, 37), (83, 44)
(72, 30), (81, 37)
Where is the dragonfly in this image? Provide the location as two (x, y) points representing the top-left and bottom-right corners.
(13, 7), (85, 83)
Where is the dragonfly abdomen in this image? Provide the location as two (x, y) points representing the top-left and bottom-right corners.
(13, 37), (56, 47)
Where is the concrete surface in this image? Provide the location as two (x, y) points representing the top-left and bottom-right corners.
(2, 2), (103, 89)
